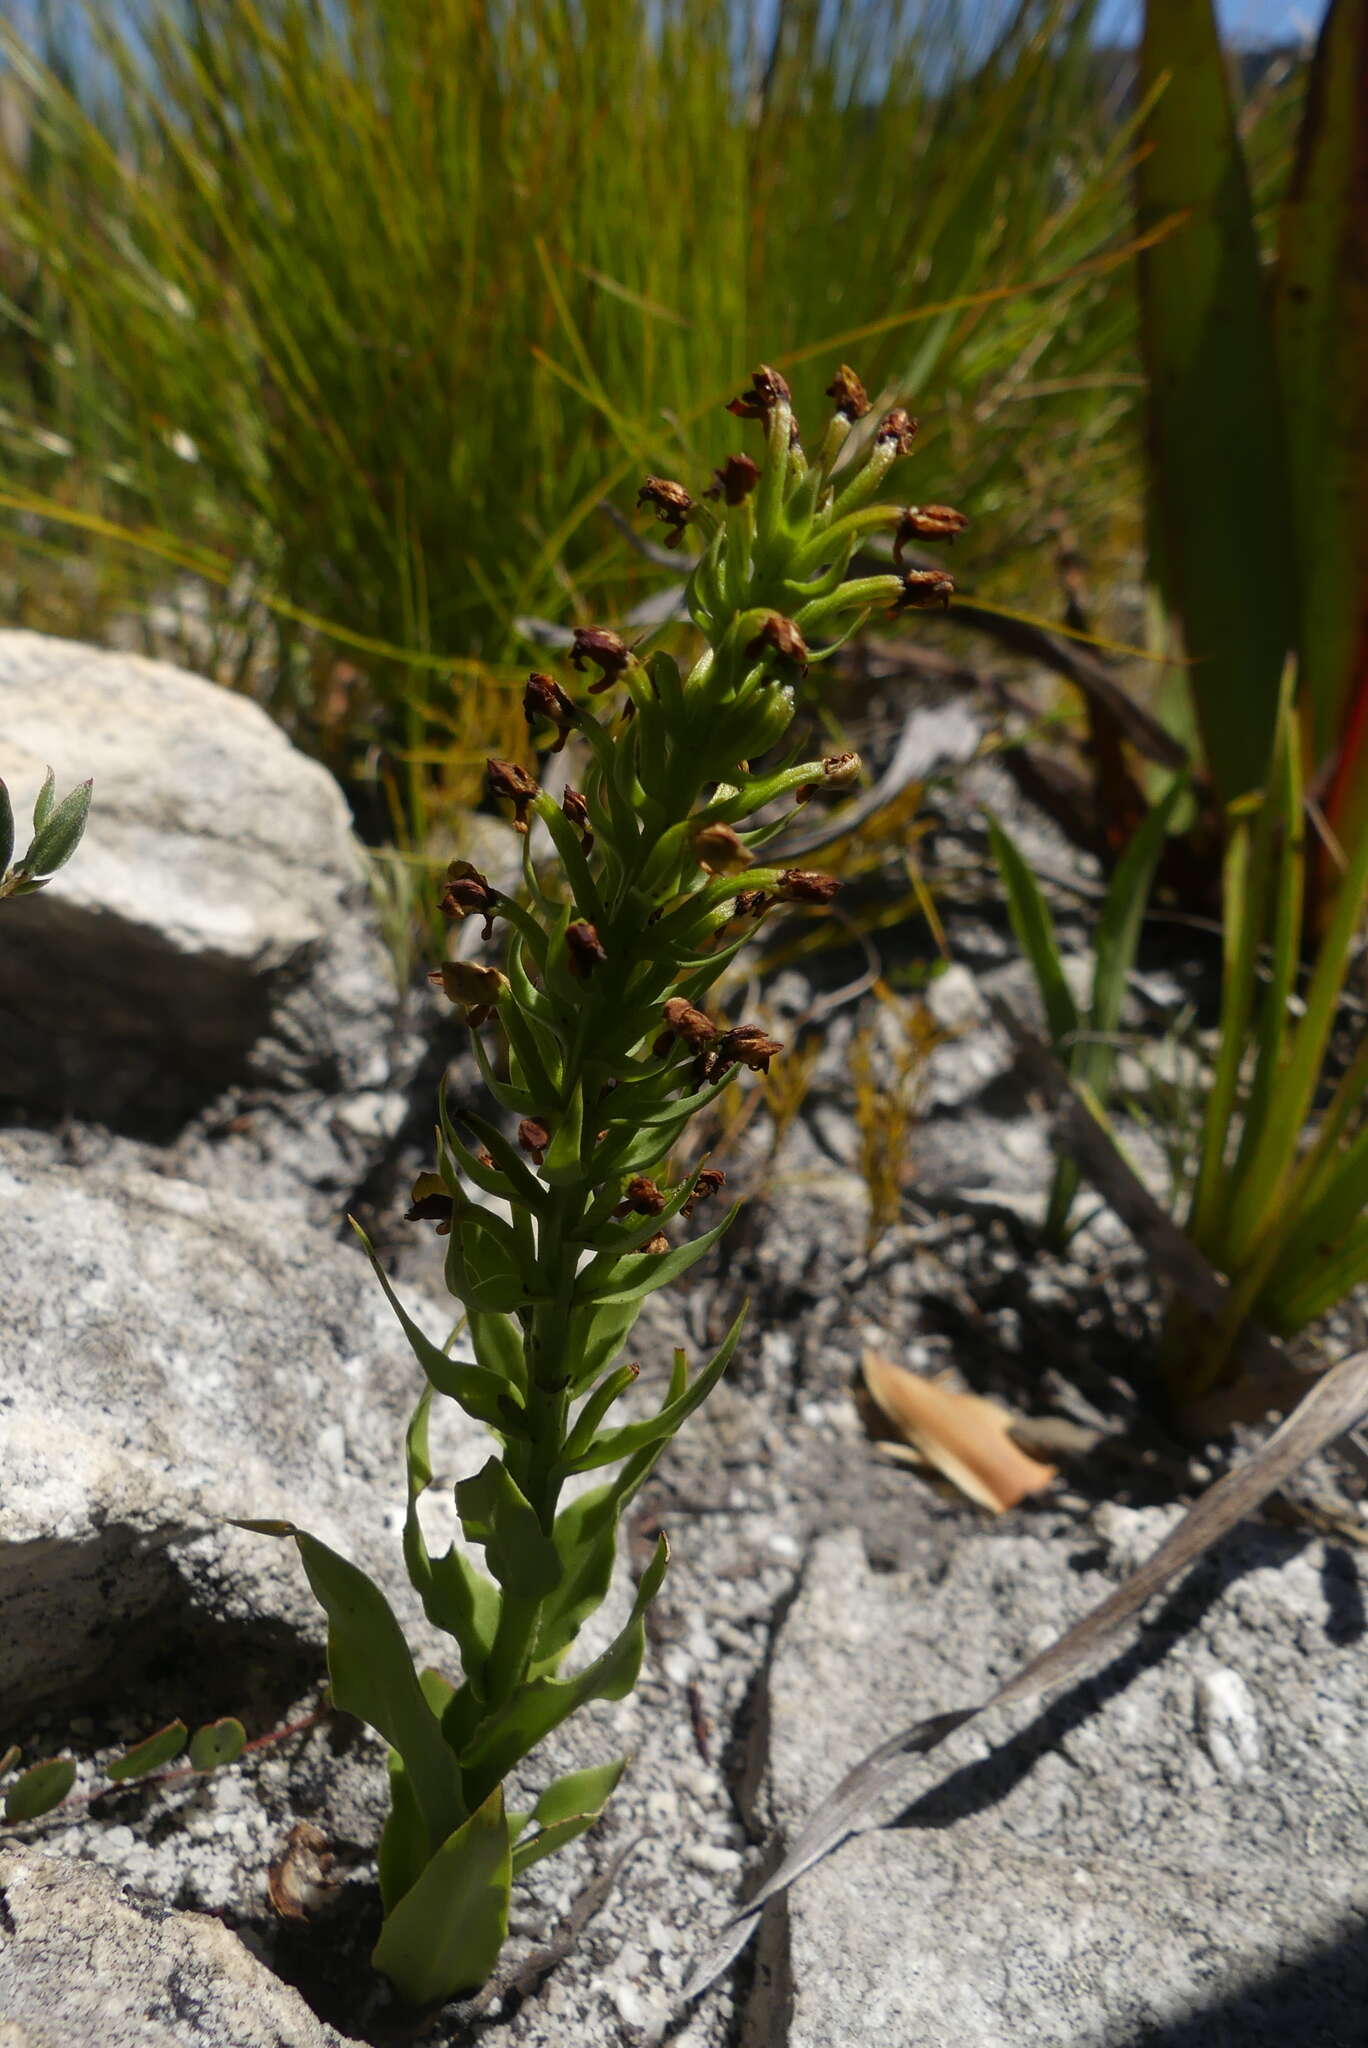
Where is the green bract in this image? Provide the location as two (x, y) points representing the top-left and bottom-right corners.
(259, 362), (952, 2006)
(0, 769), (92, 900)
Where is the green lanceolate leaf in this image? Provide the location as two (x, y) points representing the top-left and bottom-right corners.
(378, 1751), (429, 1914)
(511, 1757), (627, 1877)
(986, 815), (1080, 1049)
(566, 1292), (642, 1391)
(461, 1537), (669, 1804)
(1137, 0), (1293, 803)
(403, 1390), (502, 1683)
(456, 1458), (561, 1598)
(30, 767), (54, 836)
(107, 1720), (189, 1781)
(251, 1524), (467, 1852)
(351, 1219), (519, 1429)
(3, 1757), (76, 1822)
(562, 1303), (746, 1473)
(188, 1718), (246, 1772)
(572, 1203), (740, 1308)
(0, 779), (13, 877)
(20, 778), (93, 880)
(372, 1786), (512, 2009)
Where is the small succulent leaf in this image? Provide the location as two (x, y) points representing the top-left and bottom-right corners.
(511, 1757), (627, 1877)
(371, 1787), (512, 2008)
(22, 778), (92, 879)
(378, 1751), (428, 1914)
(0, 779), (13, 876)
(4, 1757), (76, 1822)
(573, 1204), (739, 1308)
(107, 1720), (189, 1782)
(281, 1528), (466, 1850)
(351, 1219), (517, 1427)
(30, 767), (55, 834)
(461, 1538), (669, 1796)
(564, 1302), (746, 1472)
(455, 1458), (560, 1597)
(188, 1718), (246, 1772)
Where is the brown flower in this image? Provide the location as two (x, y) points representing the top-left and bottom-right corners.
(745, 613), (808, 675)
(438, 860), (498, 938)
(570, 627), (633, 693)
(682, 1166), (727, 1218)
(637, 476), (693, 549)
(716, 1024), (783, 1073)
(725, 364), (792, 420)
(562, 785), (593, 854)
(730, 887), (772, 919)
(405, 1171), (455, 1235)
(659, 997), (718, 1050)
(825, 365), (870, 421)
(797, 751), (862, 803)
(523, 672), (577, 751)
(776, 868), (841, 904)
(486, 757), (539, 830)
(434, 959), (508, 1009)
(565, 920), (608, 977)
(693, 822), (752, 875)
(894, 568), (956, 611)
(704, 453), (761, 505)
(635, 1230), (671, 1256)
(517, 1118), (550, 1164)
(874, 409), (919, 456)
(615, 1175), (666, 1217)
(893, 505), (968, 560)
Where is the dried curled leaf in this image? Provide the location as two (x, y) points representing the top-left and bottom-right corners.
(860, 1349), (1056, 1514)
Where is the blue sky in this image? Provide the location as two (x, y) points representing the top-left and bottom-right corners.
(1095, 0), (1327, 37)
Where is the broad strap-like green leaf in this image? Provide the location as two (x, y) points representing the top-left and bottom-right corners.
(402, 1390), (501, 1686)
(1274, 0), (1368, 863)
(372, 1786), (512, 2009)
(1138, 0), (1293, 801)
(460, 1537), (669, 1806)
(250, 1523), (467, 1854)
(511, 1757), (626, 1877)
(456, 1457), (561, 1598)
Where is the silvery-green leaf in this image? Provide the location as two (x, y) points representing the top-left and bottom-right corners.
(21, 778), (91, 879)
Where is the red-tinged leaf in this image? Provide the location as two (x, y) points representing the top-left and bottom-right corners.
(1137, 0), (1295, 802)
(1274, 0), (1368, 864)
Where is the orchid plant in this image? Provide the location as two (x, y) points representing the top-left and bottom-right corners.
(252, 362), (961, 2007)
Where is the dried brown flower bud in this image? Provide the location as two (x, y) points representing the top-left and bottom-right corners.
(565, 920), (608, 977)
(570, 627), (633, 693)
(267, 1822), (338, 1923)
(825, 365), (870, 421)
(875, 409), (919, 456)
(745, 612), (808, 674)
(517, 1118), (550, 1164)
(438, 859), (498, 937)
(486, 757), (539, 830)
(405, 1171), (455, 1235)
(434, 959), (508, 1009)
(561, 785), (593, 854)
(635, 1230), (671, 1255)
(523, 671), (577, 750)
(637, 476), (693, 549)
(726, 364), (792, 420)
(822, 751), (861, 787)
(777, 868), (841, 904)
(616, 1175), (666, 1217)
(660, 996), (718, 1049)
(704, 453), (761, 504)
(893, 505), (968, 560)
(682, 1166), (727, 1218)
(717, 1023), (783, 1073)
(693, 822), (752, 875)
(894, 568), (956, 611)
(731, 887), (772, 919)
